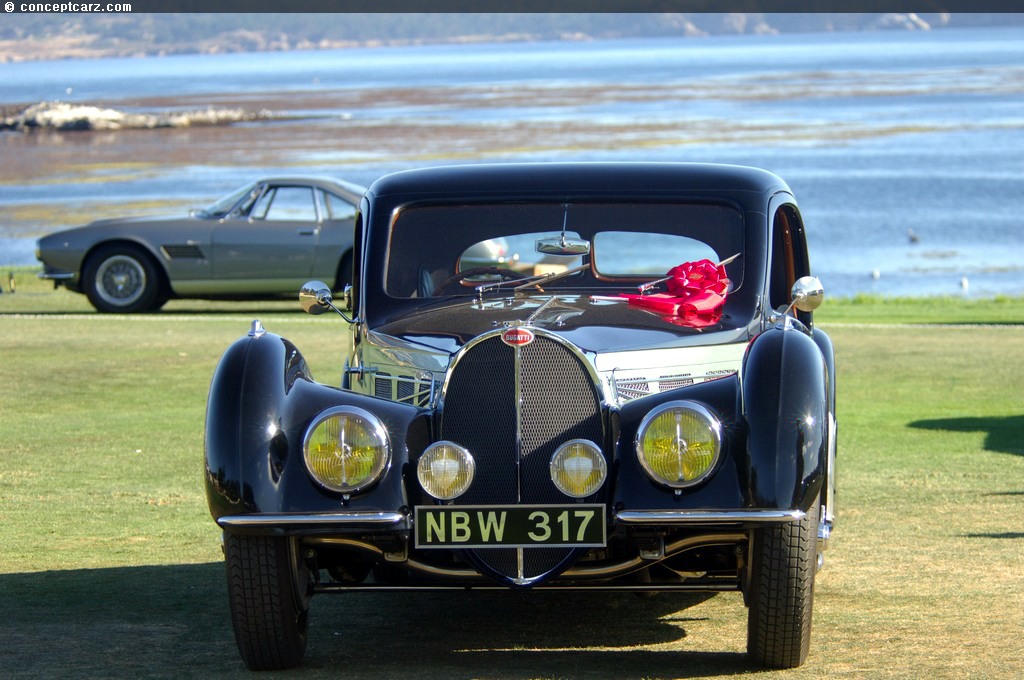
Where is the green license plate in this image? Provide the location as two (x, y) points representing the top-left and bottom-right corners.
(414, 504), (606, 549)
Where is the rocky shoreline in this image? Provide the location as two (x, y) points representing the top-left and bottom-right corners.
(0, 101), (287, 132)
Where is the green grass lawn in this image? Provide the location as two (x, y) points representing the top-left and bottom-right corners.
(1, 268), (1022, 678)
(819, 293), (1024, 325)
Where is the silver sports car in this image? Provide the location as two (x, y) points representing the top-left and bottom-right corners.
(36, 176), (365, 313)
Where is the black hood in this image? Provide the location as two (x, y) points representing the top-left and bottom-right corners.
(372, 295), (751, 357)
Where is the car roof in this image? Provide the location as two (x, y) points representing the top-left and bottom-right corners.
(366, 162), (791, 202)
(257, 175), (366, 204)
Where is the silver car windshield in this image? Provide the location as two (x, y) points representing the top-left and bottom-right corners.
(197, 182), (260, 218)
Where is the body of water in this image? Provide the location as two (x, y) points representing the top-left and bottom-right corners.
(2, 26), (1022, 298)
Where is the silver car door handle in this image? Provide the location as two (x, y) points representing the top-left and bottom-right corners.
(297, 228), (319, 236)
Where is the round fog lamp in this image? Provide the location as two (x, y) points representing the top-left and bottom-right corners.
(418, 441), (475, 500)
(636, 401), (721, 488)
(303, 407), (390, 494)
(550, 440), (606, 498)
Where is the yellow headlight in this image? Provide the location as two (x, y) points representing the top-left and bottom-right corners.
(417, 441), (475, 500)
(303, 407), (390, 493)
(550, 440), (607, 498)
(636, 401), (721, 488)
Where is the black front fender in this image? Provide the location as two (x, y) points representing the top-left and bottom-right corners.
(204, 330), (429, 523)
(614, 374), (746, 511)
(741, 324), (828, 512)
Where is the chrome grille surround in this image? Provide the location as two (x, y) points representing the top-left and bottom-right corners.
(611, 368), (738, 405)
(435, 326), (607, 586)
(373, 371), (437, 406)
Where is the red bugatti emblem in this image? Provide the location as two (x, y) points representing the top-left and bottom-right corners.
(501, 327), (535, 347)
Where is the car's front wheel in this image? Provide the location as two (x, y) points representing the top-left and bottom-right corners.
(82, 244), (164, 313)
(225, 533), (310, 671)
(746, 500), (818, 668)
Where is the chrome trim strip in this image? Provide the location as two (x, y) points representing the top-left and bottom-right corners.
(614, 509), (805, 525)
(37, 271), (75, 281)
(316, 583), (740, 593)
(524, 294), (560, 323)
(565, 533), (745, 579)
(825, 410), (837, 526)
(311, 537), (483, 579)
(307, 532), (747, 583)
(513, 329), (524, 503)
(220, 510), (797, 532)
(217, 511), (409, 530)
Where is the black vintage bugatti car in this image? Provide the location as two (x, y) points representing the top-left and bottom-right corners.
(205, 162), (837, 670)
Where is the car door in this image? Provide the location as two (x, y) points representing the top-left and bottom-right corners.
(310, 188), (358, 283)
(211, 183), (321, 291)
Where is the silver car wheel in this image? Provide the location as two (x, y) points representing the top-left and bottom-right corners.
(94, 254), (147, 307)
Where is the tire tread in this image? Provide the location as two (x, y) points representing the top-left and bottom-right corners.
(747, 502), (817, 668)
(225, 534), (308, 670)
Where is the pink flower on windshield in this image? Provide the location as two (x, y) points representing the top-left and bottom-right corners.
(619, 259), (730, 327)
(666, 259), (729, 300)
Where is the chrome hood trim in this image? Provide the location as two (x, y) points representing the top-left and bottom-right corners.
(372, 295), (751, 356)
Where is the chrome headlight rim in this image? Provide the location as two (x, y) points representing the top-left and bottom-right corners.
(549, 439), (607, 499)
(635, 400), (722, 489)
(417, 440), (476, 501)
(302, 405), (391, 495)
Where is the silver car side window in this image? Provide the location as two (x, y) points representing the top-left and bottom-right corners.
(252, 186), (317, 222)
(321, 190), (356, 221)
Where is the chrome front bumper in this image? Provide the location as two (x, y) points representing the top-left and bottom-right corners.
(216, 508), (806, 534)
(217, 511), (409, 534)
(215, 507), (819, 587)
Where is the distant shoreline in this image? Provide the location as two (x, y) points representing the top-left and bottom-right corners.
(4, 12), (1022, 65)
(0, 32), (554, 65)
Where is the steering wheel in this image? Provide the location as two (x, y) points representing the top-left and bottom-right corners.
(434, 266), (528, 295)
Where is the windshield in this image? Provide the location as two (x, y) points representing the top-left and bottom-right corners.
(197, 181), (259, 218)
(385, 201), (744, 299)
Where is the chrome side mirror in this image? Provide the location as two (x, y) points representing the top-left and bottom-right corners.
(300, 281), (355, 322)
(769, 276), (825, 327)
(791, 276), (825, 313)
(300, 280), (332, 315)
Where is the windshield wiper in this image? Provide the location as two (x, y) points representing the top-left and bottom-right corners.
(635, 253), (741, 294)
(474, 263), (589, 300)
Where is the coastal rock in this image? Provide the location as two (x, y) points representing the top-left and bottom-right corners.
(0, 101), (276, 132)
(869, 13), (947, 31)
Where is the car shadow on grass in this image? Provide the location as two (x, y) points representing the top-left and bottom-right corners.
(909, 415), (1024, 542)
(0, 563), (761, 679)
(908, 414), (1024, 458)
(305, 589), (754, 679)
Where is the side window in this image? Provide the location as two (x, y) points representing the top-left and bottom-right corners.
(251, 186), (317, 221)
(769, 204), (810, 310)
(321, 190), (356, 221)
